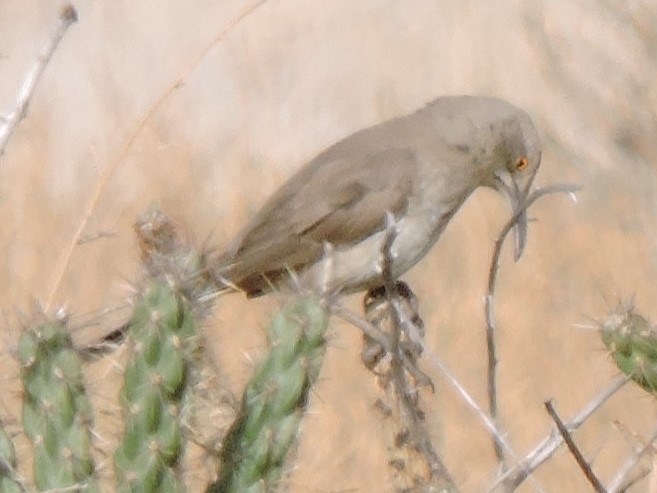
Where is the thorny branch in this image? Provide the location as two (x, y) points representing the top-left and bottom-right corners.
(381, 213), (404, 369)
(378, 212), (459, 492)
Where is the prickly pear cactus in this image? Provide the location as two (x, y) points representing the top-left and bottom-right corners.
(601, 306), (657, 393)
(208, 295), (328, 493)
(114, 282), (197, 493)
(17, 321), (97, 492)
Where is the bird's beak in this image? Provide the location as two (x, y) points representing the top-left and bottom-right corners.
(495, 169), (536, 261)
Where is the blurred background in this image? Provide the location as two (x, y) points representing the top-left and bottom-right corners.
(1, 0), (657, 491)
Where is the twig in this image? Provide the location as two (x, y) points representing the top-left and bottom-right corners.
(618, 469), (651, 493)
(485, 183), (581, 470)
(0, 453), (29, 493)
(44, 0), (269, 311)
(423, 349), (548, 491)
(333, 305), (393, 353)
(490, 374), (629, 492)
(0, 4), (77, 157)
(381, 212), (403, 359)
(544, 400), (607, 493)
(379, 212), (458, 491)
(608, 425), (657, 493)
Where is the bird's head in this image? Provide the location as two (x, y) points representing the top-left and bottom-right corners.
(478, 102), (542, 260)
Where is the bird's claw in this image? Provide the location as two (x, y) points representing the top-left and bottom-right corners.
(362, 281), (434, 391)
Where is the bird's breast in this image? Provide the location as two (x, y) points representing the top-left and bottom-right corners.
(300, 161), (475, 293)
(302, 201), (458, 293)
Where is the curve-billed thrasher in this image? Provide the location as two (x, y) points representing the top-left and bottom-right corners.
(217, 95), (541, 297)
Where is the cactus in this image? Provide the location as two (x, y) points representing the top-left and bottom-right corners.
(601, 306), (657, 393)
(114, 282), (197, 493)
(17, 321), (97, 492)
(208, 295), (328, 493)
(0, 425), (22, 493)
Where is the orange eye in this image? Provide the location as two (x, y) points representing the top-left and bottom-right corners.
(515, 156), (529, 171)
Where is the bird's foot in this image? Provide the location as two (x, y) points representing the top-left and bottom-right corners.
(361, 281), (433, 391)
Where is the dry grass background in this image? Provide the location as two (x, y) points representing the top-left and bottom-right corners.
(1, 1), (657, 491)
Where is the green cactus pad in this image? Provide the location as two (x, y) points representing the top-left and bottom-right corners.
(114, 282), (197, 493)
(208, 296), (328, 493)
(18, 321), (97, 492)
(601, 307), (657, 392)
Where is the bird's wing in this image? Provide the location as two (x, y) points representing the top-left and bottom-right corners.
(221, 147), (418, 296)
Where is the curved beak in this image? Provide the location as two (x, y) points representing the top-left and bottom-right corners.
(495, 169), (537, 261)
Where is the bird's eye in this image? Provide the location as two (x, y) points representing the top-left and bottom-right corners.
(515, 156), (529, 171)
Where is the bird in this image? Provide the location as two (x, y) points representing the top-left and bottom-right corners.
(215, 95), (542, 298)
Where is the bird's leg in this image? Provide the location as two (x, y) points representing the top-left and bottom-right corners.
(361, 281), (432, 390)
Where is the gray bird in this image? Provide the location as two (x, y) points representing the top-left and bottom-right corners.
(216, 95), (542, 297)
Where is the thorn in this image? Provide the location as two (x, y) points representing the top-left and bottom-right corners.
(571, 323), (598, 331)
(568, 191), (578, 204)
(320, 241), (334, 296)
(54, 305), (69, 322)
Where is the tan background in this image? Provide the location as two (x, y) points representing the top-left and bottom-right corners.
(1, 1), (657, 491)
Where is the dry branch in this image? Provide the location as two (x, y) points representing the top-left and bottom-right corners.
(484, 183), (580, 471)
(0, 4), (77, 157)
(335, 212), (461, 491)
(544, 400), (607, 493)
(490, 375), (629, 492)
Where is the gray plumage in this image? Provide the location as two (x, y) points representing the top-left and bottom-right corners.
(217, 95), (542, 297)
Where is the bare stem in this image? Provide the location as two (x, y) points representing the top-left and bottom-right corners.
(607, 424), (657, 493)
(379, 214), (458, 491)
(0, 4), (77, 157)
(485, 183), (581, 470)
(381, 212), (403, 361)
(490, 375), (628, 492)
(544, 400), (607, 493)
(0, 452), (29, 493)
